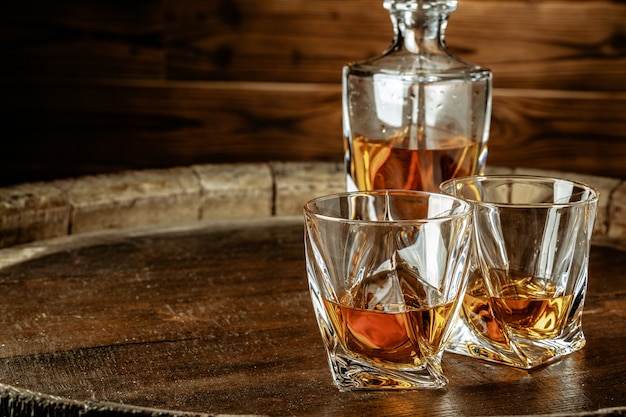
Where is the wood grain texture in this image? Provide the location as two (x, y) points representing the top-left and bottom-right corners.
(0, 182), (70, 248)
(164, 0), (626, 89)
(1, 0), (625, 186)
(2, 79), (625, 185)
(5, 0), (624, 89)
(0, 79), (344, 185)
(0, 218), (624, 416)
(488, 90), (626, 175)
(2, 0), (166, 79)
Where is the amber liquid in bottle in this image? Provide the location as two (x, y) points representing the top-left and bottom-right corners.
(349, 134), (479, 192)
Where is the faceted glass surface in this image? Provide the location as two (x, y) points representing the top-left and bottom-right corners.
(440, 175), (599, 369)
(304, 191), (472, 389)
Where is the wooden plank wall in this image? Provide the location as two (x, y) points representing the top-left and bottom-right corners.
(2, 0), (625, 186)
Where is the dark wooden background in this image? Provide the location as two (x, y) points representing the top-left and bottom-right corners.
(2, 0), (625, 187)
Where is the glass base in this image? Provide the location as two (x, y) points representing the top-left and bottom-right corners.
(445, 319), (586, 369)
(326, 352), (447, 391)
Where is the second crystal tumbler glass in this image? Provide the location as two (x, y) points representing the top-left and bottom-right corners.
(440, 175), (599, 369)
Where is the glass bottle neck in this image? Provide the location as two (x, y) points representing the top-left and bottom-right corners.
(384, 0), (456, 54)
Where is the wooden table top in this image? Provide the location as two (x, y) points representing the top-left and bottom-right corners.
(0, 216), (624, 417)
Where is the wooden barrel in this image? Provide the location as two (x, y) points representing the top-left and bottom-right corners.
(0, 163), (625, 416)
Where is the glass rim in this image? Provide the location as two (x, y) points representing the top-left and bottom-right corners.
(303, 189), (472, 224)
(440, 175), (600, 208)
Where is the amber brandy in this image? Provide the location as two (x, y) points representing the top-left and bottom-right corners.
(350, 134), (479, 192)
(461, 271), (574, 345)
(323, 297), (455, 369)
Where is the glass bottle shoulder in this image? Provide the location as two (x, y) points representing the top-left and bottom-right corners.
(346, 49), (491, 82)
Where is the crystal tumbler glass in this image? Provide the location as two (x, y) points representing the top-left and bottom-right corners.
(304, 190), (472, 389)
(440, 175), (599, 369)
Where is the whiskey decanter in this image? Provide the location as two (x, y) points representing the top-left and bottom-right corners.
(343, 0), (492, 192)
